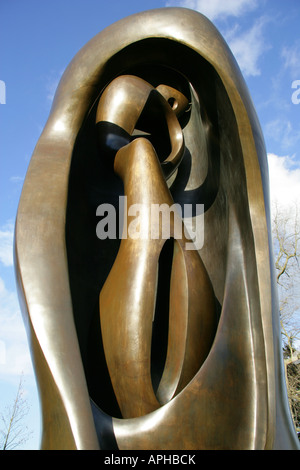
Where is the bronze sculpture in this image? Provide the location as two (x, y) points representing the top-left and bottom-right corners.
(14, 8), (300, 449)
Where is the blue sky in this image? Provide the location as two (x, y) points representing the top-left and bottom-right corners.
(0, 0), (299, 450)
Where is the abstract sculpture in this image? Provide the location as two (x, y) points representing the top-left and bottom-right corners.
(14, 8), (300, 449)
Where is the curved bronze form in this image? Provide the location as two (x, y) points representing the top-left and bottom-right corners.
(97, 77), (216, 418)
(14, 8), (300, 449)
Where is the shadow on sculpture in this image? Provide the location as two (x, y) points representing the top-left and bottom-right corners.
(14, 8), (300, 449)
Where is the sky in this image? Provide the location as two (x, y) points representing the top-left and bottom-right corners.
(0, 0), (300, 450)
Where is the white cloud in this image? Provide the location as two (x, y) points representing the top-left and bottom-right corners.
(265, 119), (300, 150)
(0, 221), (33, 379)
(0, 277), (33, 378)
(267, 153), (300, 210)
(0, 222), (14, 267)
(166, 0), (267, 77)
(281, 41), (300, 76)
(224, 17), (270, 77)
(167, 0), (258, 21)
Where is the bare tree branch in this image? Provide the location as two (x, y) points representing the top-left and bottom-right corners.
(272, 200), (300, 434)
(0, 374), (33, 450)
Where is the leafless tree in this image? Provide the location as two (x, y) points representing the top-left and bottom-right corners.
(0, 374), (33, 450)
(272, 201), (300, 434)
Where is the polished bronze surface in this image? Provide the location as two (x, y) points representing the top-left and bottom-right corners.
(14, 7), (300, 449)
(97, 75), (216, 419)
(96, 75), (186, 179)
(99, 139), (216, 418)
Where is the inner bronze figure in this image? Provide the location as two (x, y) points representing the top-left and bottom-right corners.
(94, 75), (217, 419)
(66, 63), (222, 425)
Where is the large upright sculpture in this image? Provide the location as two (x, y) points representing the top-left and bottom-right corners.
(14, 8), (299, 450)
